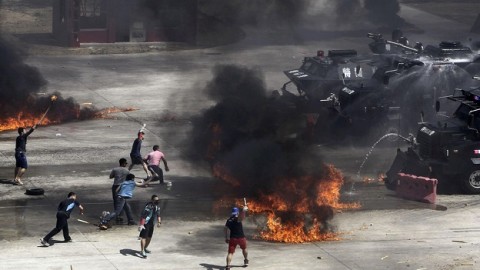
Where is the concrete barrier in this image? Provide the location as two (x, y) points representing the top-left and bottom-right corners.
(396, 173), (437, 204)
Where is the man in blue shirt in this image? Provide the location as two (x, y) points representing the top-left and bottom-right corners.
(100, 174), (142, 229)
(41, 192), (84, 246)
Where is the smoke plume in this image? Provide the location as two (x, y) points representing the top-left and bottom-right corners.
(326, 0), (405, 29)
(0, 37), (102, 130)
(187, 65), (353, 242)
(198, 0), (311, 27)
(364, 0), (405, 28)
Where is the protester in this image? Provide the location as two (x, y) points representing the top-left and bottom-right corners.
(138, 195), (162, 258)
(109, 158), (129, 222)
(100, 174), (141, 229)
(143, 145), (169, 186)
(224, 205), (249, 270)
(129, 131), (151, 179)
(41, 192), (84, 246)
(14, 125), (36, 185)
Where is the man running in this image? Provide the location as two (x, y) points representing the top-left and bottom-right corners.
(143, 145), (169, 186)
(14, 125), (36, 185)
(129, 131), (150, 179)
(109, 158), (129, 222)
(138, 195), (162, 258)
(224, 205), (249, 269)
(100, 174), (142, 229)
(41, 192), (84, 246)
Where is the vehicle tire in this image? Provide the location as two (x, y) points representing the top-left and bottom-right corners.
(461, 169), (480, 194)
(25, 188), (44, 196)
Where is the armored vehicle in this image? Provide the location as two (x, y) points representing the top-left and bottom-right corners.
(280, 32), (479, 144)
(385, 83), (480, 194)
(368, 32), (480, 70)
(283, 49), (383, 102)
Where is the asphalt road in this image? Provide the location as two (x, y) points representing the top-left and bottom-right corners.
(0, 4), (480, 270)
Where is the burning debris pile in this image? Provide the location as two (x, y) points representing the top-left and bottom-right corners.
(0, 37), (133, 131)
(190, 65), (359, 243)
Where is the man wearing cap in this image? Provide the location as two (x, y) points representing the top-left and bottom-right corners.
(128, 131), (150, 180)
(224, 205), (249, 269)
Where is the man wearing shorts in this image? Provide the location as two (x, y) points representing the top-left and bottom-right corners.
(143, 145), (169, 186)
(138, 195), (162, 258)
(128, 131), (150, 179)
(224, 206), (249, 269)
(14, 125), (36, 185)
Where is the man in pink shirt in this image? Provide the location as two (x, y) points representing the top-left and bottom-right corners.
(143, 145), (169, 186)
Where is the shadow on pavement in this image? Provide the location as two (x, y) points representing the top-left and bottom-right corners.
(120, 248), (144, 259)
(200, 263), (245, 270)
(199, 263), (224, 270)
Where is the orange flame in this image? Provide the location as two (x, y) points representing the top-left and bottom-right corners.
(93, 107), (137, 118)
(217, 164), (360, 243)
(0, 112), (57, 131)
(0, 107), (137, 132)
(362, 173), (386, 184)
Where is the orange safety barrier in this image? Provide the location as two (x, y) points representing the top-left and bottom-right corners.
(395, 173), (437, 204)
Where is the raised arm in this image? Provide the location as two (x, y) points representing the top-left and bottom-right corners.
(25, 126), (36, 137)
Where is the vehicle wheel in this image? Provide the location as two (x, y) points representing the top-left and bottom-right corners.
(461, 169), (480, 194)
(25, 188), (44, 196)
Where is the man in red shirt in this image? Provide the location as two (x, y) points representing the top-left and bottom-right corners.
(224, 206), (249, 269)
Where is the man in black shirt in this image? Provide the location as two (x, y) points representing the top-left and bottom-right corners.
(41, 192), (84, 246)
(14, 126), (36, 185)
(128, 131), (150, 179)
(224, 206), (249, 269)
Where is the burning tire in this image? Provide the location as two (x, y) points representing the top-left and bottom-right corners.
(25, 188), (44, 196)
(461, 169), (480, 194)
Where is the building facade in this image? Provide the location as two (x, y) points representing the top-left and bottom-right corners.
(52, 0), (198, 47)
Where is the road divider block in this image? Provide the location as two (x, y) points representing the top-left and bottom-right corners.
(396, 173), (437, 204)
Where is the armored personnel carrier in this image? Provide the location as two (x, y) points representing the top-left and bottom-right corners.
(280, 32), (479, 144)
(385, 81), (480, 194)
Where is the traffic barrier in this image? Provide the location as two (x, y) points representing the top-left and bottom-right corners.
(395, 173), (437, 204)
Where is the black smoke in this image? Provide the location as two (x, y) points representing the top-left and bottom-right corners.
(364, 0), (405, 28)
(188, 65), (340, 239)
(328, 0), (405, 29)
(197, 0), (311, 27)
(0, 37), (98, 129)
